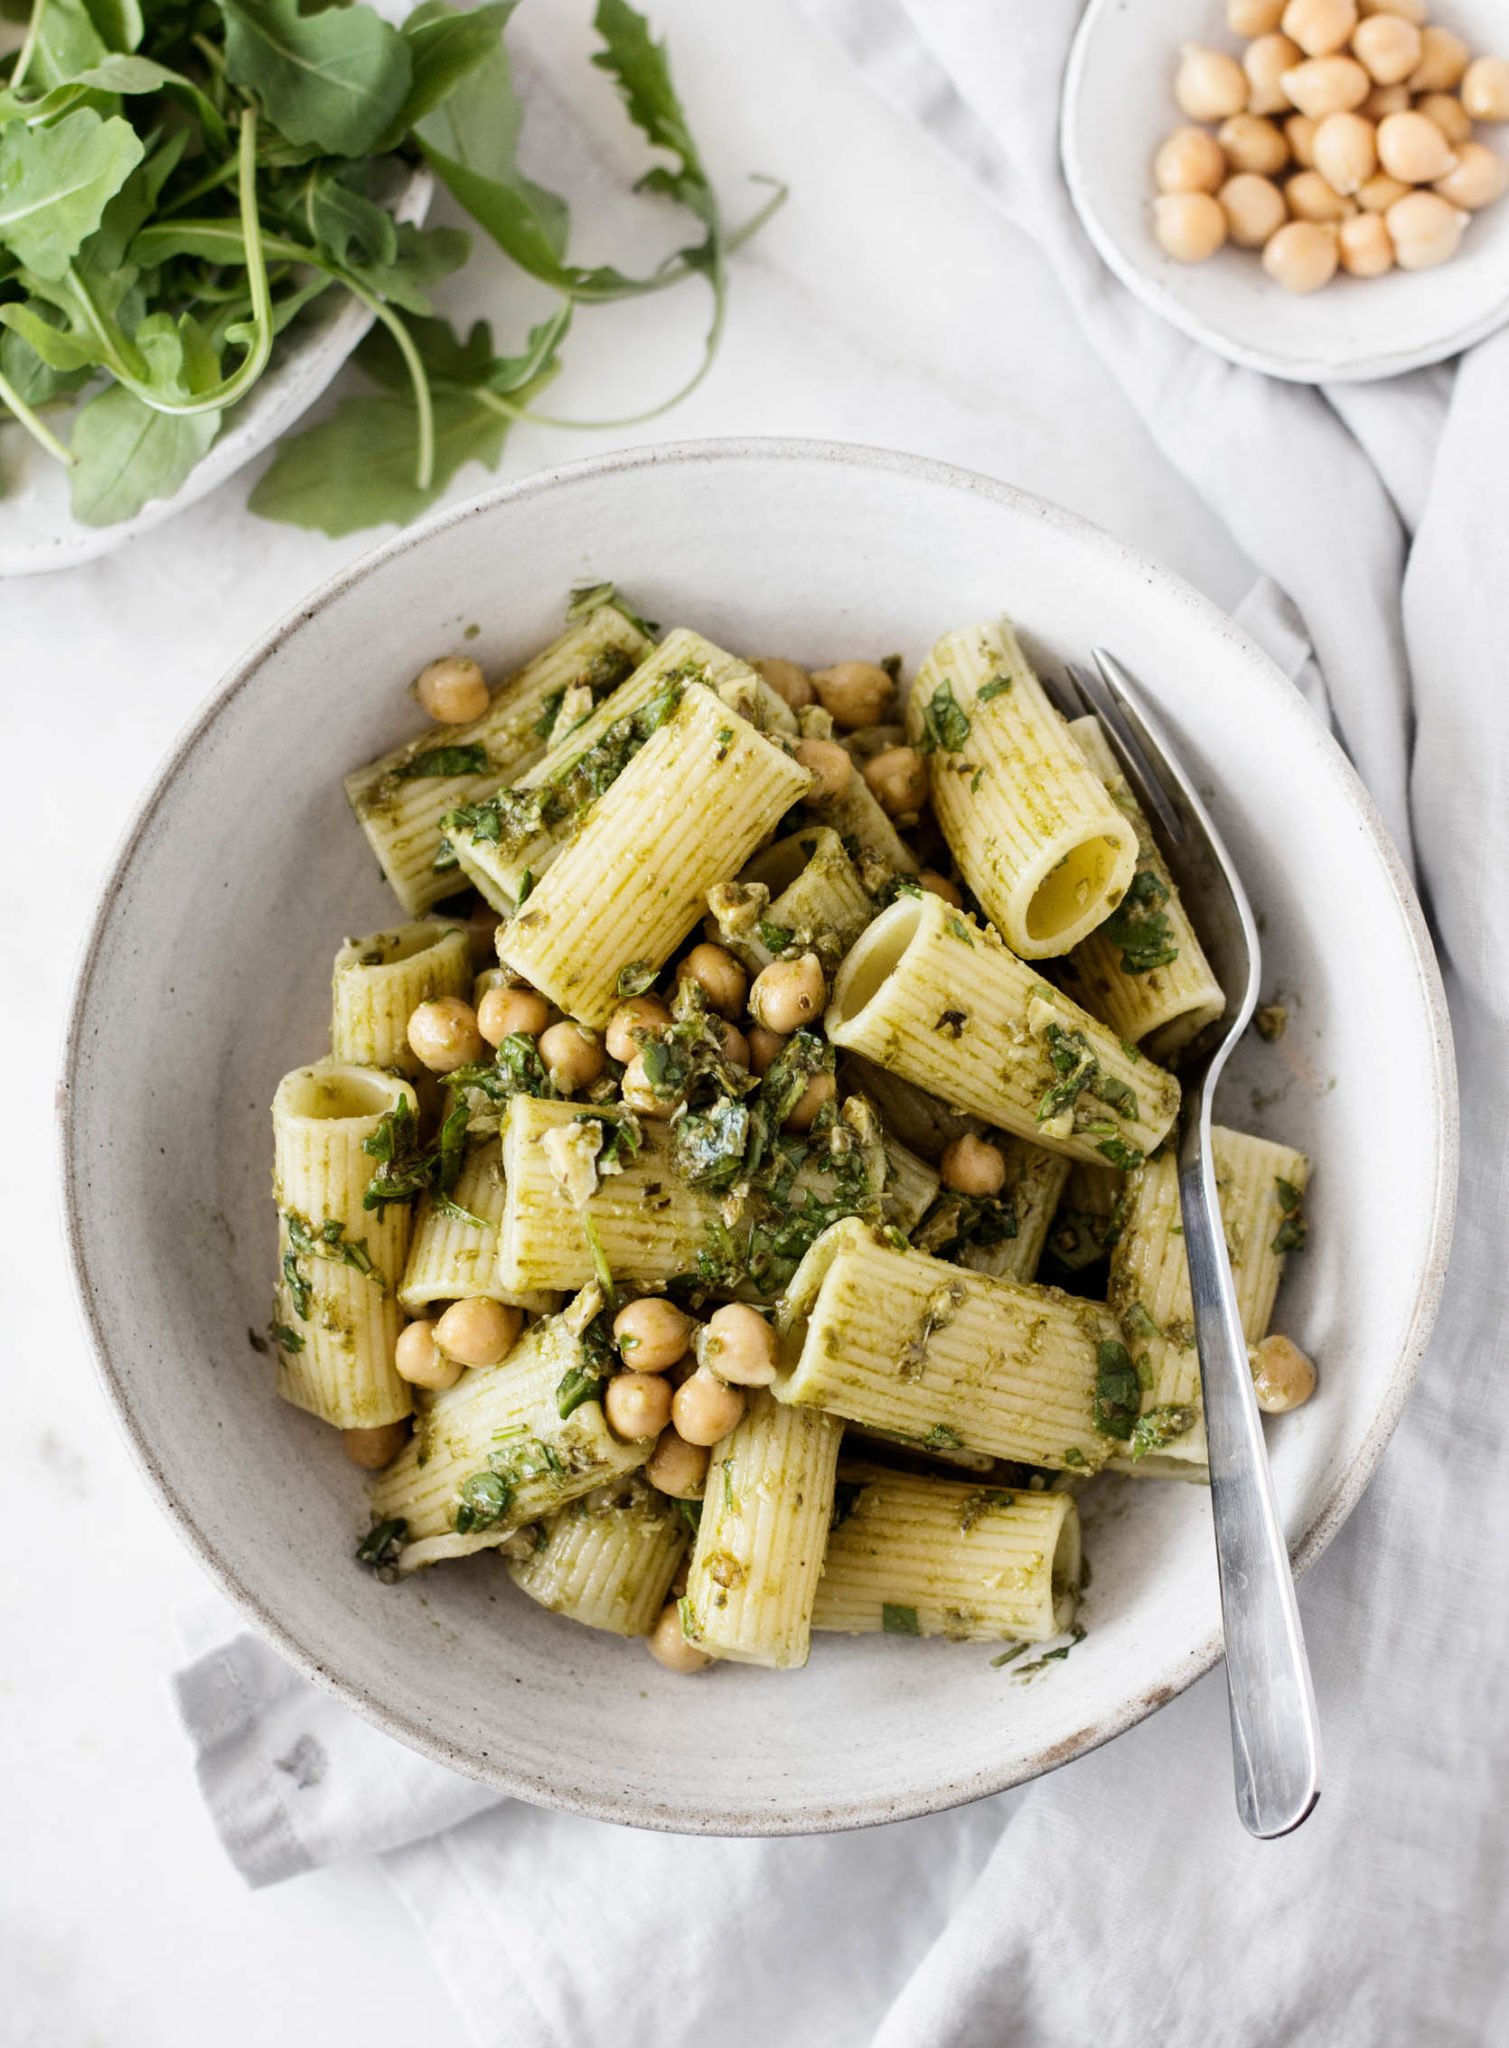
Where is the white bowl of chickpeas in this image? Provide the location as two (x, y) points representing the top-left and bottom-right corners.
(61, 440), (1453, 1831)
(1063, 0), (1509, 380)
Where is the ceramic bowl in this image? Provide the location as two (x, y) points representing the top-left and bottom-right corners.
(1062, 0), (1509, 382)
(61, 440), (1455, 1833)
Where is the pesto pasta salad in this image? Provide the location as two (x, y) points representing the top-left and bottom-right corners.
(267, 590), (1315, 1676)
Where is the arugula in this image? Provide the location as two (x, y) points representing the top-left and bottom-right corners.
(976, 674), (1013, 704)
(917, 678), (970, 755)
(356, 1518), (408, 1573)
(0, 0), (780, 530)
(615, 959), (658, 998)
(395, 742), (490, 780)
(882, 1603), (920, 1637)
(1101, 869), (1179, 976)
(1272, 1176), (1308, 1254)
(1128, 1404), (1197, 1461)
(1093, 1339), (1140, 1440)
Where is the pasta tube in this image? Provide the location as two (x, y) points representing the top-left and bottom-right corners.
(507, 1473), (688, 1635)
(445, 630), (797, 910)
(370, 1310), (647, 1571)
(330, 921), (471, 1075)
(497, 684), (811, 1025)
(1056, 717), (1225, 1061)
(681, 1390), (842, 1668)
(708, 827), (874, 974)
(344, 606), (652, 916)
(398, 1138), (557, 1316)
(499, 1098), (723, 1294)
(813, 1465), (1081, 1642)
(826, 891), (1180, 1169)
(1108, 1126), (1310, 1477)
(271, 1064), (416, 1429)
(774, 1219), (1134, 1473)
(906, 619), (1136, 958)
(958, 1142), (1072, 1284)
(881, 1133), (942, 1233)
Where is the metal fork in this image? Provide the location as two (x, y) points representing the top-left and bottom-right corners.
(1055, 648), (1321, 1841)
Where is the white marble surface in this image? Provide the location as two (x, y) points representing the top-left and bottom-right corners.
(4, 2), (1253, 2038)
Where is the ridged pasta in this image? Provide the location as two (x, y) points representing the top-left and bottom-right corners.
(906, 619), (1136, 957)
(330, 921), (471, 1075)
(270, 1064), (415, 1429)
(370, 1312), (647, 1570)
(1107, 1126), (1310, 1477)
(881, 1133), (941, 1232)
(344, 606), (652, 916)
(958, 1141), (1072, 1284)
(497, 684), (811, 1025)
(709, 827), (874, 974)
(508, 1473), (688, 1635)
(1056, 716), (1225, 1061)
(826, 891), (1180, 1168)
(774, 1218), (1132, 1472)
(682, 1390), (842, 1668)
(813, 1465), (1081, 1642)
(398, 1138), (558, 1316)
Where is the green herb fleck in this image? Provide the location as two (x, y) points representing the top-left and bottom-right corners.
(395, 743), (489, 780)
(1128, 1405), (1198, 1461)
(882, 1602), (921, 1637)
(356, 1519), (408, 1574)
(616, 960), (658, 997)
(976, 675), (1013, 704)
(1093, 1339), (1140, 1439)
(1101, 869), (1178, 975)
(918, 679), (970, 754)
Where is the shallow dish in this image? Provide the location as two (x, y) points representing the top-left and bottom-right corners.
(1062, 0), (1509, 383)
(61, 439), (1455, 1833)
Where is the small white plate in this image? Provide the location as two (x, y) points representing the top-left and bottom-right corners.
(1062, 0), (1509, 383)
(0, 166), (431, 577)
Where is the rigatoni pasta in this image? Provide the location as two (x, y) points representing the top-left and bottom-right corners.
(331, 922), (472, 1075)
(399, 1138), (557, 1317)
(508, 1473), (688, 1635)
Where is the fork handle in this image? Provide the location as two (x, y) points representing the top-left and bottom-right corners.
(1178, 1103), (1322, 1839)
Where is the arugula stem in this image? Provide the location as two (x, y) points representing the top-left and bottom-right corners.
(338, 278), (434, 492)
(159, 153), (243, 220)
(0, 362), (75, 466)
(8, 0), (49, 95)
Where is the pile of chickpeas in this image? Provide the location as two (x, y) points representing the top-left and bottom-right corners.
(1152, 1), (1509, 291)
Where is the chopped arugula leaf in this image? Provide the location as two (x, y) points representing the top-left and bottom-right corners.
(356, 1518), (408, 1573)
(615, 960), (658, 997)
(1101, 869), (1179, 975)
(976, 675), (1013, 704)
(958, 1487), (1014, 1533)
(395, 742), (489, 779)
(923, 1422), (964, 1451)
(758, 919), (795, 954)
(676, 1498), (702, 1537)
(882, 1602), (921, 1636)
(1271, 1176), (1309, 1253)
(1093, 1339), (1140, 1439)
(917, 679), (970, 754)
(1128, 1404), (1198, 1461)
(268, 1321), (305, 1355)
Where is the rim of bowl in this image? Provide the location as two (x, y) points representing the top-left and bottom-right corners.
(57, 436), (1460, 1833)
(1060, 0), (1509, 386)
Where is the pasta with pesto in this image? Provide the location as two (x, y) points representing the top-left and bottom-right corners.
(266, 588), (1317, 1680)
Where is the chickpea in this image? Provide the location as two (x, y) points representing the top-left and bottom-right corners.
(408, 995), (484, 1073)
(647, 1601), (714, 1674)
(1229, 0), (1286, 33)
(1312, 111), (1377, 193)
(675, 942), (748, 1020)
(669, 1554), (690, 1599)
(1282, 55), (1371, 118)
(748, 1025), (787, 1075)
(1387, 188), (1468, 267)
(537, 1019), (605, 1093)
(793, 736), (853, 803)
(1435, 142), (1509, 211)
(918, 870), (963, 908)
(1174, 44), (1249, 122)
(784, 1069), (836, 1132)
(1461, 56), (1509, 123)
(1350, 11), (1420, 85)
(1357, 0), (1426, 23)
(749, 952), (826, 1034)
(753, 657), (816, 711)
(1250, 1333), (1318, 1413)
(810, 661), (894, 730)
(1282, 0), (1357, 59)
(1358, 169), (1410, 210)
(1415, 93), (1472, 146)
(614, 1295), (695, 1372)
(1408, 26), (1470, 95)
(1154, 126), (1228, 194)
(1246, 33), (1305, 114)
(605, 1370), (675, 1441)
(1220, 172), (1290, 245)
(1362, 81), (1411, 119)
(1263, 218), (1340, 289)
(394, 1318), (462, 1391)
(1338, 209), (1395, 273)
(863, 745), (929, 821)
(620, 1051), (678, 1117)
(672, 1367), (747, 1447)
(1377, 109), (1457, 183)
(1286, 112), (1320, 166)
(341, 1421), (410, 1470)
(716, 1020), (751, 1070)
(415, 655), (487, 724)
(703, 1302), (779, 1388)
(1153, 190), (1228, 262)
(1218, 113), (1291, 176)
(646, 1427), (710, 1498)
(605, 994), (672, 1064)
(435, 1296), (521, 1368)
(477, 983), (550, 1045)
(1286, 169), (1357, 220)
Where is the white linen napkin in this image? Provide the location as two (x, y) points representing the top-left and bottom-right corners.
(174, 6), (1509, 2042)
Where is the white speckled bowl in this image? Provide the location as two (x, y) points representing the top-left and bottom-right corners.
(61, 441), (1455, 1833)
(1063, 0), (1509, 383)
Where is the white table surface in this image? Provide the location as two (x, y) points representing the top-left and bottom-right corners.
(3, 3), (1255, 2039)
